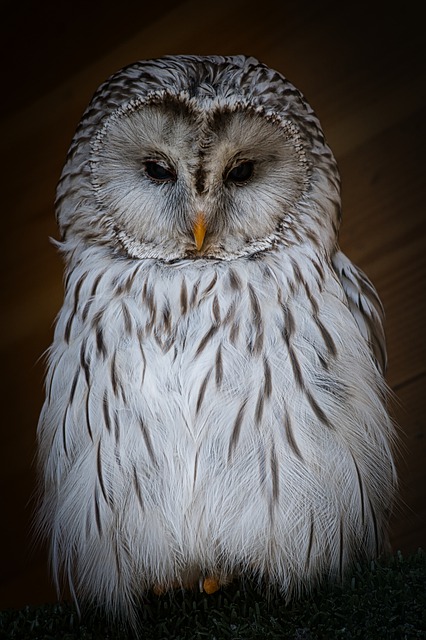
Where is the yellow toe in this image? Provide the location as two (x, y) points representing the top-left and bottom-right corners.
(203, 577), (221, 594)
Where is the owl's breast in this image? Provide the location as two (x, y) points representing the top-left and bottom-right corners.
(54, 252), (384, 455)
(133, 254), (378, 450)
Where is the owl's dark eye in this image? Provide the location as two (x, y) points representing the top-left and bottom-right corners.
(144, 161), (176, 183)
(226, 161), (254, 184)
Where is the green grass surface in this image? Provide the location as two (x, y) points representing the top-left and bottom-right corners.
(1, 550), (425, 639)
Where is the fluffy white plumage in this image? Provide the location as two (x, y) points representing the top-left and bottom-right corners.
(37, 55), (397, 624)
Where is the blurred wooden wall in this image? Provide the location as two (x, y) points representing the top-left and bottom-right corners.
(1, 0), (425, 610)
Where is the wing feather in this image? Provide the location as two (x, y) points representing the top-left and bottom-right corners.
(332, 251), (387, 374)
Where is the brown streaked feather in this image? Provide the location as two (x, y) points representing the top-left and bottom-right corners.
(228, 399), (247, 460)
(215, 345), (223, 387)
(306, 390), (332, 429)
(195, 324), (220, 357)
(196, 368), (212, 414)
(97, 441), (110, 504)
(180, 278), (188, 314)
(332, 251), (387, 374)
(270, 443), (280, 502)
(132, 466), (145, 510)
(138, 416), (157, 464)
(85, 392), (94, 442)
(283, 408), (303, 460)
(122, 302), (133, 335)
(102, 390), (112, 433)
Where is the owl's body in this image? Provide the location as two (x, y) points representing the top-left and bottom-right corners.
(37, 55), (396, 622)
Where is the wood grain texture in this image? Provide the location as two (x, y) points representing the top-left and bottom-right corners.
(1, 0), (424, 610)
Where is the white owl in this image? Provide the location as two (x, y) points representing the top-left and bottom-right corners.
(37, 55), (397, 625)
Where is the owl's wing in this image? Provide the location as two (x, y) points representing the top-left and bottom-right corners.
(332, 250), (387, 375)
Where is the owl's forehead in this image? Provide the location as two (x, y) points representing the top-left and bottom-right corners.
(96, 91), (295, 153)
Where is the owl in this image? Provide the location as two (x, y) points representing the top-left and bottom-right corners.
(37, 55), (397, 626)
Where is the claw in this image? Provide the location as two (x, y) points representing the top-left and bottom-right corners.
(202, 577), (221, 594)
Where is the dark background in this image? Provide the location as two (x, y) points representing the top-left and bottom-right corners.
(1, 0), (425, 609)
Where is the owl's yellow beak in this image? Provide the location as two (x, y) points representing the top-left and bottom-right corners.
(193, 212), (207, 251)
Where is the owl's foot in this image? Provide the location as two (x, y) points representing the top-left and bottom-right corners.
(153, 574), (230, 596)
(200, 574), (234, 593)
(200, 576), (221, 594)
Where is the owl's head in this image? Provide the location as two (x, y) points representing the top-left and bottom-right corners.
(57, 55), (340, 262)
